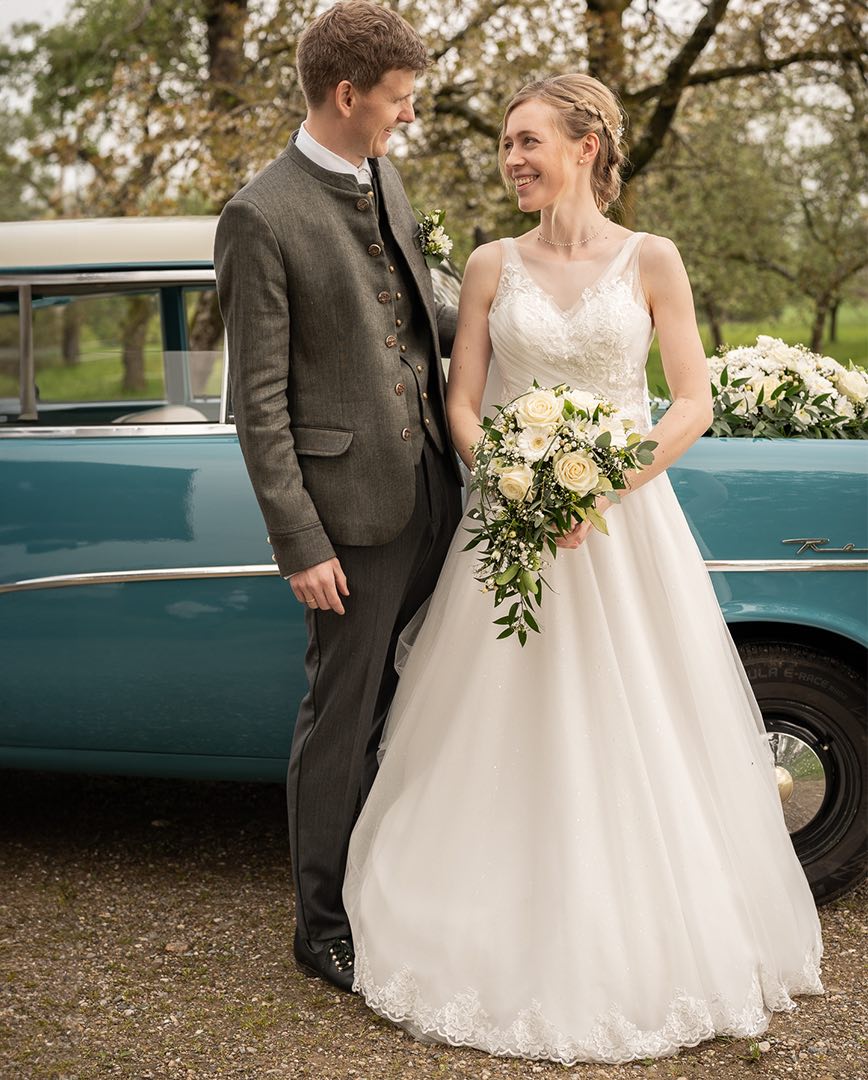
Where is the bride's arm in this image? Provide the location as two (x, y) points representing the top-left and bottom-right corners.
(446, 242), (503, 470)
(623, 234), (713, 495)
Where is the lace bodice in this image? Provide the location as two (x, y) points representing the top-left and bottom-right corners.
(489, 233), (654, 429)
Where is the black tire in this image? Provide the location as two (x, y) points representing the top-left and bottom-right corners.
(737, 639), (867, 905)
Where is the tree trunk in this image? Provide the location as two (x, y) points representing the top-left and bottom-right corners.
(61, 304), (80, 366)
(810, 297), (829, 354)
(188, 290), (225, 394)
(584, 0), (631, 87)
(204, 0), (251, 198)
(829, 297), (841, 343)
(703, 295), (724, 352)
(122, 296), (153, 393)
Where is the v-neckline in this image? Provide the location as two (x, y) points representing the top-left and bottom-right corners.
(509, 233), (639, 316)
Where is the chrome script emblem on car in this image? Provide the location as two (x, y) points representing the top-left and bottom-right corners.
(782, 537), (868, 555)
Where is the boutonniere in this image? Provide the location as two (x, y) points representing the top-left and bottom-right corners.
(416, 207), (453, 267)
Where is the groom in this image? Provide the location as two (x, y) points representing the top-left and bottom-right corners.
(214, 0), (462, 992)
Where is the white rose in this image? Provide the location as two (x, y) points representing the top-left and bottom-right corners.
(496, 462), (534, 501)
(563, 388), (600, 413)
(517, 425), (557, 462)
(732, 387), (758, 414)
(758, 374), (784, 406)
(553, 451), (600, 496)
(835, 367), (868, 405)
(793, 405), (815, 425)
(597, 416), (629, 447)
(515, 388), (563, 427)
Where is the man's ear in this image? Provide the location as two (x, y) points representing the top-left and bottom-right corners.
(334, 80), (355, 118)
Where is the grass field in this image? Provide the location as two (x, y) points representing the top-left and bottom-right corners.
(646, 301), (867, 396)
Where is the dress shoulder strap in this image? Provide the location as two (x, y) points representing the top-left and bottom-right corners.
(614, 232), (650, 313)
(499, 236), (523, 269)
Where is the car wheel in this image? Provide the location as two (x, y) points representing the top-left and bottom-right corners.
(737, 639), (867, 904)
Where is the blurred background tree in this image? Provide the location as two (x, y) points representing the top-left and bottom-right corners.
(1, 0), (865, 371)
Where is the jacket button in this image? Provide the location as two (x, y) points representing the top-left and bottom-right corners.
(388, 264), (395, 273)
(416, 363), (423, 372)
(368, 243), (382, 256)
(401, 427), (411, 441)
(424, 417), (431, 425)
(395, 291), (402, 300)
(421, 392), (428, 400)
(356, 198), (370, 210)
(377, 291), (391, 303)
(395, 318), (402, 327)
(385, 334), (398, 347)
(395, 382), (406, 395)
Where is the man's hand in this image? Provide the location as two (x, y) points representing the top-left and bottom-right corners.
(287, 558), (350, 615)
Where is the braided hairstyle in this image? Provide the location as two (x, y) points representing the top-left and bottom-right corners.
(499, 74), (627, 212)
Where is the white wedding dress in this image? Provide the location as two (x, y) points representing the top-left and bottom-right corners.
(342, 233), (823, 1064)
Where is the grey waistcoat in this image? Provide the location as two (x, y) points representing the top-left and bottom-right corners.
(214, 138), (460, 577)
(370, 168), (448, 461)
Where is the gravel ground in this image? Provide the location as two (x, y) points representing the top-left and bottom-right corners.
(0, 770), (864, 1080)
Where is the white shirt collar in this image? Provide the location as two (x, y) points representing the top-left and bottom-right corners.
(296, 122), (373, 189)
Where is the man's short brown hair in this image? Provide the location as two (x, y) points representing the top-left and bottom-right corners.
(296, 1), (428, 108)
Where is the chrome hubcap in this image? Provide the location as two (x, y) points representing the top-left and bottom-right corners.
(769, 731), (827, 833)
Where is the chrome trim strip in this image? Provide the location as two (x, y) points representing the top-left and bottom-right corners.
(0, 270), (216, 287)
(705, 559), (867, 572)
(0, 565), (281, 595)
(0, 423), (236, 438)
(2, 558), (865, 597)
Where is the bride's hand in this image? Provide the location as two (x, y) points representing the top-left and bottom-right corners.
(555, 496), (611, 549)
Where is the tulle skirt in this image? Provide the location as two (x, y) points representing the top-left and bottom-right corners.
(343, 472), (823, 1064)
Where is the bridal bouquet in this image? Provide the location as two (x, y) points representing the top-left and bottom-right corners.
(708, 336), (868, 439)
(464, 384), (657, 644)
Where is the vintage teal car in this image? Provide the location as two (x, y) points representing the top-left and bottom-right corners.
(1, 217), (865, 903)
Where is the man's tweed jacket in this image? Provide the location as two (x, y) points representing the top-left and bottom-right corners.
(215, 138), (460, 577)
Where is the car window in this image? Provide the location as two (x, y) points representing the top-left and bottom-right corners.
(0, 282), (226, 427)
(34, 289), (166, 404)
(184, 286), (225, 400)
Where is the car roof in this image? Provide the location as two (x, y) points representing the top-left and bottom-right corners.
(0, 216), (219, 273)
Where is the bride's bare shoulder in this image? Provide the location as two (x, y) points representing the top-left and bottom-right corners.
(637, 232), (685, 270)
(462, 240), (505, 300)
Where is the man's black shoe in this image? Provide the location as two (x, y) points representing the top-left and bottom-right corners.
(294, 932), (356, 993)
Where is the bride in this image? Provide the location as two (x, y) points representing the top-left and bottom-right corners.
(342, 73), (823, 1065)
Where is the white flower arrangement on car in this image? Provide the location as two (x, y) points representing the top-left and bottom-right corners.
(465, 384), (657, 644)
(707, 336), (868, 439)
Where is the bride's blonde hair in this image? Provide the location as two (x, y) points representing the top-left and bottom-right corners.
(498, 74), (627, 212)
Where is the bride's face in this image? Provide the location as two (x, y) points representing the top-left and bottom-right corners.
(502, 100), (576, 213)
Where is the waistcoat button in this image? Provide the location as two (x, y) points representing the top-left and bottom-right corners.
(385, 334), (398, 347)
(395, 382), (406, 395)
(356, 198), (370, 211)
(401, 427), (411, 441)
(377, 291), (391, 303)
(368, 244), (382, 256)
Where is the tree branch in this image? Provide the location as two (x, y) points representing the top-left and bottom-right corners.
(625, 48), (866, 105)
(626, 0), (731, 177)
(430, 0), (506, 62)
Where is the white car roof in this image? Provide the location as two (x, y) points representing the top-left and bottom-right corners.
(0, 216), (219, 270)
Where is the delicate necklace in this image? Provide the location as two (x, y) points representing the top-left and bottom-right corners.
(537, 223), (606, 248)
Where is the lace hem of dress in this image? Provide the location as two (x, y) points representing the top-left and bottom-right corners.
(353, 938), (823, 1065)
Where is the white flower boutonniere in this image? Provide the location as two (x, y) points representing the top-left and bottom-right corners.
(416, 208), (453, 267)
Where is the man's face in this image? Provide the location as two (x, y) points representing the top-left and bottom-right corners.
(350, 68), (417, 159)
